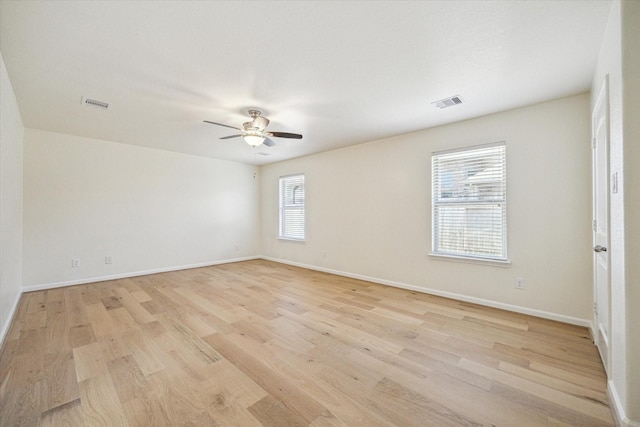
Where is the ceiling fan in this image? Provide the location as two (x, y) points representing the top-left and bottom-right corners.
(204, 109), (303, 147)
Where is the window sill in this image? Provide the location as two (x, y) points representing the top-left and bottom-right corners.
(428, 253), (511, 268)
(278, 237), (305, 243)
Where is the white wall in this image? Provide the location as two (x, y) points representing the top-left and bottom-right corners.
(23, 129), (260, 289)
(591, 1), (640, 424)
(0, 51), (24, 343)
(262, 94), (592, 323)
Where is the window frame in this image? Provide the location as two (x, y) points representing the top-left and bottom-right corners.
(278, 173), (305, 242)
(430, 142), (509, 266)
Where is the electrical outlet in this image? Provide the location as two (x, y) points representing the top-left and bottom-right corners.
(71, 258), (80, 268)
(515, 277), (525, 290)
(105, 256), (113, 264)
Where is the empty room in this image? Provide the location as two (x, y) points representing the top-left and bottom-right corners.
(1, 1), (638, 426)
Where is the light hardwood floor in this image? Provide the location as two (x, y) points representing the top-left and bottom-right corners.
(0, 260), (614, 426)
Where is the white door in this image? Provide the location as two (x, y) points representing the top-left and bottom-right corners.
(592, 76), (610, 371)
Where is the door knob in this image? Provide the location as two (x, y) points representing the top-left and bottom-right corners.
(594, 245), (607, 253)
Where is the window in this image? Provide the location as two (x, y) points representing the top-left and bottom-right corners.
(279, 174), (305, 240)
(431, 142), (507, 261)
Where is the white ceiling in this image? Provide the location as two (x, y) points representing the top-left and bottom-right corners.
(0, 0), (611, 165)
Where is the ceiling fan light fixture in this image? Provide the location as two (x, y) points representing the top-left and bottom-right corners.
(243, 134), (265, 147)
(204, 109), (303, 148)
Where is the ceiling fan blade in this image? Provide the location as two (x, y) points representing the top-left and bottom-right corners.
(203, 120), (241, 131)
(269, 132), (303, 139)
(263, 138), (276, 147)
(220, 134), (243, 140)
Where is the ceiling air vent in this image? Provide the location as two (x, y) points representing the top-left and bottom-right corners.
(431, 95), (463, 109)
(81, 96), (110, 110)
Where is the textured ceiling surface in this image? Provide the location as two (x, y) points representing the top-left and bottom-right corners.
(0, 1), (611, 164)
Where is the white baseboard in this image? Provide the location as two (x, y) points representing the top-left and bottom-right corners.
(609, 380), (640, 427)
(21, 255), (592, 328)
(261, 256), (592, 328)
(19, 255), (593, 329)
(0, 290), (22, 348)
(22, 256), (260, 293)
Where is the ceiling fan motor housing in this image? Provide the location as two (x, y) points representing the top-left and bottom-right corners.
(254, 117), (269, 130)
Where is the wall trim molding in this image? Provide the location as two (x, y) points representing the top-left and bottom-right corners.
(608, 380), (640, 427)
(0, 291), (23, 349)
(261, 256), (593, 328)
(15, 254), (594, 337)
(21, 256), (260, 293)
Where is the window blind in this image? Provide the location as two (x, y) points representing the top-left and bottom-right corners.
(432, 143), (506, 260)
(279, 174), (305, 240)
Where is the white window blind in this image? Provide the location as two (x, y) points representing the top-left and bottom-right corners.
(279, 174), (305, 240)
(432, 142), (507, 261)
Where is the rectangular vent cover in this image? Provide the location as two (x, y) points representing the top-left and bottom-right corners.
(82, 97), (110, 110)
(431, 95), (463, 109)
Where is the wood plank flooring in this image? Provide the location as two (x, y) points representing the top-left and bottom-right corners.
(0, 260), (614, 426)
